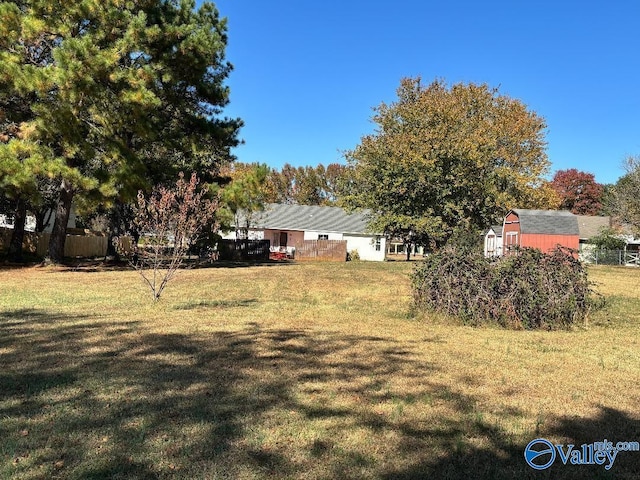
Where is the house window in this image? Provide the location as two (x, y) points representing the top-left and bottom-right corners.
(318, 234), (329, 240)
(375, 236), (381, 251)
(506, 232), (518, 248)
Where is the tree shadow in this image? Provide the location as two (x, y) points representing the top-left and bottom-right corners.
(382, 403), (639, 480)
(173, 298), (259, 310)
(1, 310), (638, 479)
(194, 259), (298, 269)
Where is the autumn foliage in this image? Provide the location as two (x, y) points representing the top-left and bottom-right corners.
(551, 168), (604, 215)
(115, 173), (218, 301)
(345, 77), (559, 248)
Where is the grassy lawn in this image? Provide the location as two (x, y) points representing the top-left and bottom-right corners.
(1, 261), (639, 479)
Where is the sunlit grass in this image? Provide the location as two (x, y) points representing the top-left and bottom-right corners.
(0, 261), (638, 479)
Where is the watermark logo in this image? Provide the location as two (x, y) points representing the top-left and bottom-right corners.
(524, 438), (639, 471)
(524, 439), (556, 470)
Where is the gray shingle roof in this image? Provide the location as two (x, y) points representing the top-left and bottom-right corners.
(511, 209), (579, 235)
(488, 225), (503, 237)
(576, 215), (610, 239)
(248, 204), (375, 234)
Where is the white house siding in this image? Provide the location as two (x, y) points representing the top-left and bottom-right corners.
(221, 229), (385, 261)
(219, 229), (265, 241)
(220, 230), (237, 240)
(0, 210), (74, 233)
(343, 234), (385, 261)
(248, 230), (265, 240)
(484, 228), (503, 257)
(42, 207), (76, 233)
(303, 231), (343, 241)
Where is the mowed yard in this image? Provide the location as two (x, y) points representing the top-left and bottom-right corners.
(1, 261), (639, 479)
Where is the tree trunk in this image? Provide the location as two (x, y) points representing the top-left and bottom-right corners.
(406, 242), (411, 261)
(35, 207), (53, 233)
(7, 197), (27, 261)
(46, 179), (74, 264)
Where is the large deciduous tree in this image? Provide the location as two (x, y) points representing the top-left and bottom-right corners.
(551, 168), (603, 215)
(0, 0), (241, 263)
(344, 77), (558, 253)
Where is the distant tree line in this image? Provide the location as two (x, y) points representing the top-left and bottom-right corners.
(261, 162), (350, 206)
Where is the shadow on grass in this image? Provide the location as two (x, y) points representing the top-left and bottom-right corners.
(55, 258), (298, 273)
(195, 259), (297, 269)
(173, 298), (259, 310)
(1, 309), (638, 479)
(0, 258), (296, 274)
(383, 406), (640, 480)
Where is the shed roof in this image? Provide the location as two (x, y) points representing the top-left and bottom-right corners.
(576, 215), (610, 240)
(246, 203), (374, 235)
(510, 209), (579, 235)
(485, 225), (503, 236)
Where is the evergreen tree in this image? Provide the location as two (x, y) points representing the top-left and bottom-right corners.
(0, 0), (241, 262)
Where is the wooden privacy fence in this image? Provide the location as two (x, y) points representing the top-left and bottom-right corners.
(295, 240), (347, 262)
(0, 227), (108, 258)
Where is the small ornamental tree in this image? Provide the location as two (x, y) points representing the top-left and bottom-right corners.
(115, 173), (218, 301)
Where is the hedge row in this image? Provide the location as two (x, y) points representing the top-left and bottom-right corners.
(411, 247), (601, 329)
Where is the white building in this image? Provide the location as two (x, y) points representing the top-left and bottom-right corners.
(223, 203), (386, 261)
(483, 225), (503, 257)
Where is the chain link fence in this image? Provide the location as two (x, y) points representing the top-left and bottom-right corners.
(580, 249), (640, 266)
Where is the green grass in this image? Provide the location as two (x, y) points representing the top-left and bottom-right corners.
(0, 261), (639, 479)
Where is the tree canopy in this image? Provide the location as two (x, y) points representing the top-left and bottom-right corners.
(0, 0), (241, 262)
(587, 226), (627, 250)
(609, 156), (640, 235)
(218, 162), (269, 236)
(262, 162), (349, 206)
(344, 77), (558, 249)
(551, 168), (603, 215)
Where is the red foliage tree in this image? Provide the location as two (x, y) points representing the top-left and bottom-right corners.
(551, 169), (604, 215)
(115, 173), (218, 301)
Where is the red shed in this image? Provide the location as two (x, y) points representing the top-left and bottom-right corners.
(502, 209), (579, 253)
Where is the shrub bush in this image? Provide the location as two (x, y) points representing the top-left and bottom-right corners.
(347, 249), (360, 261)
(411, 246), (601, 329)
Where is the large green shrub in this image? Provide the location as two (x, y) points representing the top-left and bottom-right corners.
(587, 227), (627, 250)
(411, 247), (600, 329)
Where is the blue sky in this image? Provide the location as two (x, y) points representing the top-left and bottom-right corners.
(209, 0), (640, 185)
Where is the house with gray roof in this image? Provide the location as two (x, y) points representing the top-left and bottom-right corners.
(485, 210), (637, 261)
(501, 209), (580, 253)
(222, 203), (386, 261)
(576, 215), (611, 242)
